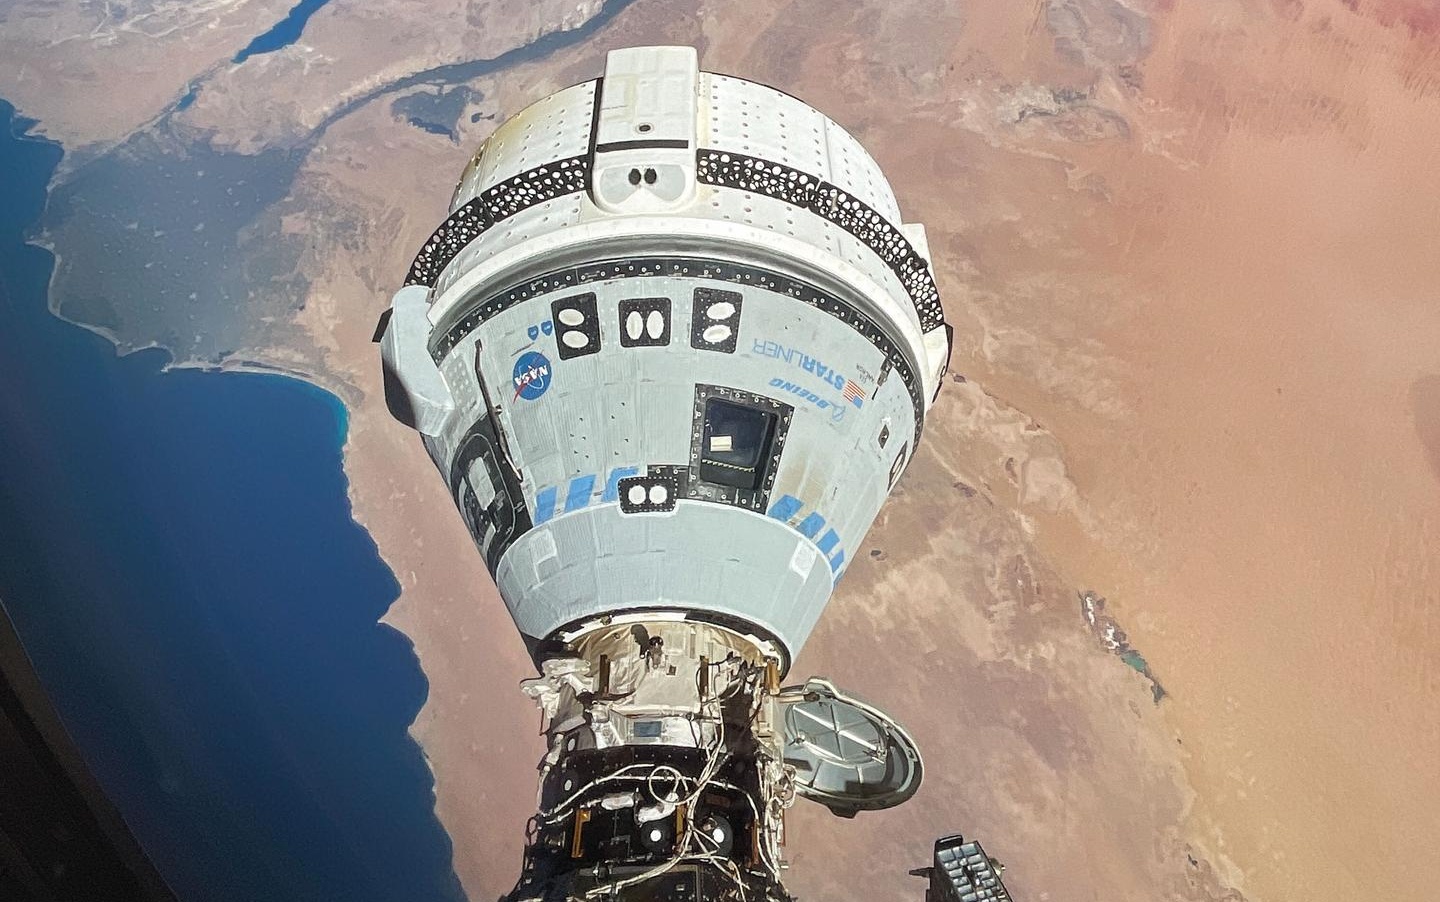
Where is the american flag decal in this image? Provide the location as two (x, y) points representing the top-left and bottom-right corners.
(843, 379), (865, 408)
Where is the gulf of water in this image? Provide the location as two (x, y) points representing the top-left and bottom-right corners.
(0, 100), (464, 902)
(234, 0), (334, 64)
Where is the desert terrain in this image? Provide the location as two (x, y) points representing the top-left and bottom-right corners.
(3, 0), (1438, 900)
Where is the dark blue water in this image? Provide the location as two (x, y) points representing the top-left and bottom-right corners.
(0, 100), (463, 902)
(234, 0), (333, 64)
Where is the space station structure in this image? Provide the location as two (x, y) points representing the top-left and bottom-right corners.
(380, 46), (960, 901)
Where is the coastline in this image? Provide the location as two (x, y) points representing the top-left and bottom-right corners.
(1, 99), (469, 901)
(36, 229), (364, 407)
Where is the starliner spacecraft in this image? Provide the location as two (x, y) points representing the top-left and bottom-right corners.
(380, 46), (1012, 901)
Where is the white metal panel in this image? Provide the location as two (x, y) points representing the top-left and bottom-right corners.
(701, 73), (832, 177)
(453, 81), (597, 207)
(386, 46), (947, 662)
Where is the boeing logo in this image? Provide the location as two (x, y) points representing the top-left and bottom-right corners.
(770, 377), (846, 422)
(753, 339), (866, 409)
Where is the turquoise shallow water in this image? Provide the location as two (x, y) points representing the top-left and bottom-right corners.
(0, 100), (464, 902)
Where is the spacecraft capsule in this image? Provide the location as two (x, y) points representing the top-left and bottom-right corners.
(381, 45), (955, 902)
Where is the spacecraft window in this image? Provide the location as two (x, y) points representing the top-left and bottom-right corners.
(699, 398), (777, 490)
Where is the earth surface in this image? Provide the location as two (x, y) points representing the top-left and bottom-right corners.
(3, 0), (1439, 900)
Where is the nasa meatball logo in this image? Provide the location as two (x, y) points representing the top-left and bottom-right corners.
(512, 351), (552, 400)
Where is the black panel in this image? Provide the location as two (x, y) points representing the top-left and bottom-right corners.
(693, 150), (818, 207)
(550, 292), (601, 360)
(449, 417), (533, 573)
(812, 182), (911, 269)
(616, 297), (671, 347)
(696, 148), (947, 333)
(690, 287), (742, 353)
(403, 197), (492, 288)
(429, 257), (928, 453)
(370, 307), (393, 344)
(404, 147), (946, 335)
(594, 138), (690, 152)
(404, 156), (587, 288)
(480, 157), (589, 222)
(696, 398), (776, 490)
(645, 464), (690, 482)
(686, 385), (793, 513)
(617, 474), (679, 514)
(888, 442), (909, 489)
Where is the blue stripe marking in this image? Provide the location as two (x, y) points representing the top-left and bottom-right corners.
(534, 486), (558, 524)
(767, 495), (844, 579)
(796, 512), (825, 539)
(602, 466), (639, 503)
(565, 474), (596, 514)
(767, 494), (802, 521)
